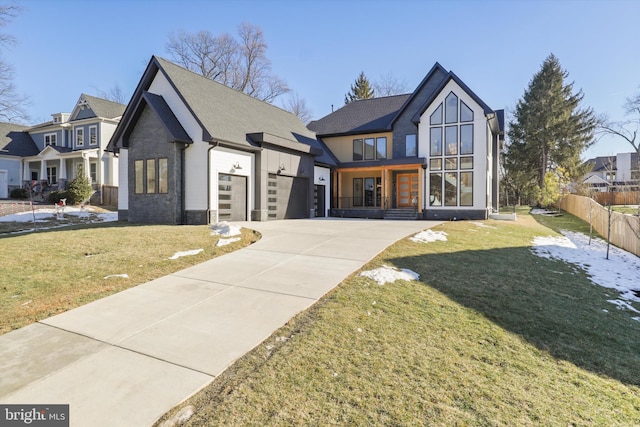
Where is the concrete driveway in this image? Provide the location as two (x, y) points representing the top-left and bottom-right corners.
(0, 218), (440, 426)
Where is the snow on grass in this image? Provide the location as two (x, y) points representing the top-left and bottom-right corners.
(104, 274), (129, 279)
(470, 221), (496, 229)
(210, 221), (241, 237)
(216, 237), (241, 247)
(410, 229), (448, 243)
(531, 230), (640, 312)
(0, 205), (117, 223)
(359, 264), (420, 285)
(168, 249), (204, 260)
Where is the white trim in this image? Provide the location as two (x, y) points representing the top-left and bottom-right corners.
(75, 127), (84, 147)
(44, 133), (57, 147)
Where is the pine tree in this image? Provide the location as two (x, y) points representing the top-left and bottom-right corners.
(505, 54), (596, 205)
(344, 71), (375, 104)
(67, 165), (94, 204)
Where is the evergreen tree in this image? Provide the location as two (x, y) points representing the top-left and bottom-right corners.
(344, 71), (375, 104)
(505, 54), (596, 205)
(67, 165), (94, 204)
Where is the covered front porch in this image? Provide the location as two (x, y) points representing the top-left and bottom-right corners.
(330, 159), (426, 219)
(22, 147), (97, 192)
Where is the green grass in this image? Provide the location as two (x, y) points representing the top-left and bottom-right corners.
(612, 205), (640, 215)
(0, 222), (259, 334)
(157, 211), (640, 426)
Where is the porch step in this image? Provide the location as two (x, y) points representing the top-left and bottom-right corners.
(383, 208), (419, 220)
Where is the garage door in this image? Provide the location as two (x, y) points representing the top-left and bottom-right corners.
(267, 173), (308, 220)
(218, 173), (247, 221)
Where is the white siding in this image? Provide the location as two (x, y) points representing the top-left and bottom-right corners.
(118, 149), (129, 210)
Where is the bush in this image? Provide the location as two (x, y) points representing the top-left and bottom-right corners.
(9, 188), (28, 199)
(67, 166), (94, 204)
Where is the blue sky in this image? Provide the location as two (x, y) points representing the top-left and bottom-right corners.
(5, 0), (639, 159)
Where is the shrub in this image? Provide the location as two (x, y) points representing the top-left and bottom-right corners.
(47, 190), (76, 205)
(9, 188), (28, 199)
(67, 166), (94, 204)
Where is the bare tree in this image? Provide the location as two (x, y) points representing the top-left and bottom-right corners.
(93, 84), (127, 104)
(373, 71), (409, 97)
(166, 23), (289, 103)
(0, 4), (28, 122)
(282, 92), (312, 124)
(598, 88), (640, 171)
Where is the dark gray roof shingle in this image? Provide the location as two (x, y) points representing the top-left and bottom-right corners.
(80, 94), (127, 119)
(0, 122), (38, 156)
(307, 95), (410, 137)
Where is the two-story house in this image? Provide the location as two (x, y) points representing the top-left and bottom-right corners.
(308, 63), (504, 220)
(0, 94), (126, 201)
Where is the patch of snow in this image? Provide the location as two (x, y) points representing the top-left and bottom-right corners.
(530, 208), (561, 216)
(360, 264), (420, 285)
(531, 231), (640, 311)
(104, 274), (129, 279)
(633, 317), (640, 323)
(608, 299), (640, 314)
(168, 249), (204, 260)
(0, 206), (117, 223)
(210, 221), (241, 237)
(410, 229), (448, 243)
(216, 237), (241, 247)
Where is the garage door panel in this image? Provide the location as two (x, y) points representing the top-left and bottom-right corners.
(218, 174), (246, 221)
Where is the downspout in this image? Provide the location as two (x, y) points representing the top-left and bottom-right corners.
(207, 141), (219, 224)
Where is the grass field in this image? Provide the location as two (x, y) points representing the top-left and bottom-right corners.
(0, 221), (259, 334)
(157, 210), (640, 426)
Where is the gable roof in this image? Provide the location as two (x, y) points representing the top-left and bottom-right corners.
(71, 94), (126, 121)
(585, 153), (639, 172)
(307, 94), (410, 137)
(0, 122), (38, 157)
(410, 71), (495, 124)
(109, 56), (318, 155)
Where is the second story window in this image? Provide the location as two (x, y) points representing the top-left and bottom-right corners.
(76, 128), (84, 147)
(353, 137), (388, 161)
(405, 134), (417, 157)
(89, 126), (97, 145)
(44, 133), (57, 146)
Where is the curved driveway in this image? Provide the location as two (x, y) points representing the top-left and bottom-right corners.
(0, 218), (440, 426)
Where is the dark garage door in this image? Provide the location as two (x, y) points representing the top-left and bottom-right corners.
(267, 174), (308, 220)
(218, 173), (247, 221)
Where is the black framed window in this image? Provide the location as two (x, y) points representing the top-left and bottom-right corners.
(461, 124), (473, 154)
(460, 101), (474, 122)
(405, 134), (417, 157)
(430, 103), (443, 125)
(376, 137), (387, 159)
(364, 138), (375, 160)
(445, 92), (458, 124)
(353, 139), (363, 161)
(430, 128), (442, 156)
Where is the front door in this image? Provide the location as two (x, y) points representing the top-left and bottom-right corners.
(397, 173), (418, 207)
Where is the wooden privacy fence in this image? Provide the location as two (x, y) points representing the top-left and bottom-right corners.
(591, 191), (640, 206)
(559, 194), (640, 258)
(100, 185), (118, 207)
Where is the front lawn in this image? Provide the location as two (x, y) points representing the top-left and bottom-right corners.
(157, 210), (640, 426)
(0, 222), (258, 334)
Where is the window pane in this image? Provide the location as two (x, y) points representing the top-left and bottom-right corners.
(405, 134), (417, 157)
(146, 159), (156, 193)
(364, 177), (375, 206)
(158, 158), (168, 193)
(90, 127), (97, 145)
(444, 172), (458, 206)
(429, 173), (442, 206)
(445, 157), (458, 170)
(134, 160), (144, 194)
(461, 124), (473, 154)
(90, 163), (97, 182)
(460, 156), (473, 169)
(460, 171), (473, 206)
(430, 158), (442, 171)
(460, 101), (474, 122)
(445, 126), (458, 155)
(430, 128), (442, 156)
(364, 138), (375, 160)
(430, 103), (443, 125)
(353, 139), (363, 161)
(353, 178), (363, 207)
(376, 137), (387, 159)
(445, 92), (458, 124)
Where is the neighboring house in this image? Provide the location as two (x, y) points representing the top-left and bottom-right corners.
(106, 56), (334, 225)
(308, 63), (504, 220)
(0, 94), (125, 201)
(583, 152), (639, 192)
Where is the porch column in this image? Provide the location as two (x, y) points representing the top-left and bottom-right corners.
(59, 158), (67, 180)
(23, 161), (31, 181)
(82, 155), (91, 180)
(40, 160), (48, 183)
